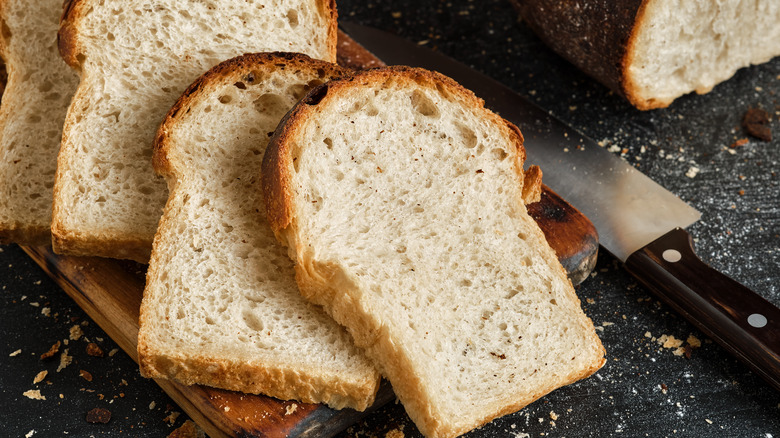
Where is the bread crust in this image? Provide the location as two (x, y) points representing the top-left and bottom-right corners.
(513, 0), (664, 109)
(263, 66), (604, 437)
(140, 52), (378, 410)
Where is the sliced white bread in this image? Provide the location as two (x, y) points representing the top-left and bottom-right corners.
(52, 0), (338, 262)
(0, 0), (79, 245)
(138, 52), (380, 410)
(262, 67), (606, 437)
(514, 0), (780, 109)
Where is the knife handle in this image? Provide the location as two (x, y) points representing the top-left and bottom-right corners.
(625, 228), (780, 391)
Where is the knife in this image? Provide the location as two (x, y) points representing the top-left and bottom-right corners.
(340, 22), (780, 391)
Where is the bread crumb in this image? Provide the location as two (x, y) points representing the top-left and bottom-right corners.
(550, 411), (558, 420)
(285, 403), (298, 415)
(658, 335), (683, 349)
(41, 307), (51, 317)
(108, 348), (119, 357)
(33, 370), (48, 384)
(69, 325), (84, 341)
(25, 430), (34, 438)
(687, 335), (701, 348)
(79, 370), (93, 382)
(86, 407), (111, 424)
(57, 349), (72, 372)
(149, 401), (156, 410)
(224, 406), (230, 412)
(9, 349), (21, 357)
(644, 331), (652, 338)
(705, 419), (713, 424)
(41, 341), (60, 360)
(86, 342), (104, 357)
(685, 166), (700, 178)
(164, 411), (181, 425)
(24, 389), (46, 400)
(385, 428), (404, 438)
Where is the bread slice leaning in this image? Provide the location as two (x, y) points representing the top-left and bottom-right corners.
(0, 0), (79, 246)
(262, 67), (606, 438)
(52, 0), (337, 262)
(138, 52), (380, 410)
(514, 0), (780, 109)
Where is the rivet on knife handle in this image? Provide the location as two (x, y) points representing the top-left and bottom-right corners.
(625, 228), (780, 391)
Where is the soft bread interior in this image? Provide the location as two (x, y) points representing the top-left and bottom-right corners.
(626, 0), (780, 108)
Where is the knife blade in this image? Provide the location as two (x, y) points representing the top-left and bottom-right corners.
(340, 21), (780, 391)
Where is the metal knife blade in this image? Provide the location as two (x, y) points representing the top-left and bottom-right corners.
(341, 21), (780, 391)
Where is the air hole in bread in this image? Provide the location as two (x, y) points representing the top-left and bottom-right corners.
(95, 196), (106, 203)
(304, 84), (328, 105)
(323, 137), (333, 149)
(287, 83), (308, 100)
(1, 20), (10, 40)
(491, 147), (508, 161)
(253, 93), (286, 115)
(410, 90), (440, 118)
(44, 92), (61, 101)
(27, 114), (42, 123)
(456, 123), (477, 149)
(286, 9), (299, 28)
(242, 310), (264, 332)
(218, 94), (233, 104)
(234, 81), (246, 90)
(107, 32), (115, 41)
(38, 81), (54, 93)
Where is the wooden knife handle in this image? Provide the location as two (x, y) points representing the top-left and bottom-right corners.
(625, 228), (780, 391)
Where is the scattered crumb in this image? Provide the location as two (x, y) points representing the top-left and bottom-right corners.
(687, 335), (702, 348)
(658, 334), (683, 349)
(79, 370), (93, 382)
(41, 307), (51, 317)
(644, 331), (652, 338)
(10, 349), (21, 357)
(23, 389), (45, 400)
(167, 420), (205, 438)
(86, 407), (111, 424)
(223, 406), (230, 412)
(385, 428), (405, 438)
(69, 325), (84, 341)
(705, 419), (713, 424)
(685, 166), (700, 178)
(730, 138), (749, 148)
(57, 349), (72, 372)
(164, 411), (181, 425)
(33, 371), (48, 384)
(86, 342), (104, 357)
(150, 401), (156, 410)
(108, 348), (119, 357)
(549, 411), (558, 420)
(25, 431), (35, 438)
(41, 341), (61, 360)
(285, 403), (298, 415)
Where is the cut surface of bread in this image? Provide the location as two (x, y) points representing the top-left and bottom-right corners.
(263, 67), (605, 437)
(514, 0), (780, 109)
(138, 52), (380, 410)
(0, 0), (79, 246)
(52, 0), (337, 262)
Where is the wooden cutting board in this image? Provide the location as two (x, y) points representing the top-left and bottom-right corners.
(20, 31), (599, 438)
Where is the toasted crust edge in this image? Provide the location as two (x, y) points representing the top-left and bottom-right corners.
(262, 66), (604, 437)
(141, 52), (378, 410)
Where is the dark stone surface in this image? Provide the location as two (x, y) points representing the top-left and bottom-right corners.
(2, 0), (779, 436)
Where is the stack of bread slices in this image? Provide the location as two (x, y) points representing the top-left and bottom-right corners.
(0, 1), (613, 437)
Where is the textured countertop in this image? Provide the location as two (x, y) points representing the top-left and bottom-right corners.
(2, 1), (779, 436)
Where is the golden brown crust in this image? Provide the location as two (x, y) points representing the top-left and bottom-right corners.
(0, 224), (52, 247)
(323, 0), (339, 63)
(58, 0), (85, 69)
(513, 0), (662, 109)
(51, 218), (152, 263)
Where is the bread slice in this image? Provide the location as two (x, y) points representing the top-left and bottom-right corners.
(513, 0), (780, 110)
(0, 0), (79, 246)
(138, 52), (380, 410)
(262, 67), (606, 437)
(52, 0), (337, 262)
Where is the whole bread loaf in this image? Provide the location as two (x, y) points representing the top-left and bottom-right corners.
(0, 0), (79, 245)
(513, 0), (780, 109)
(138, 52), (380, 410)
(262, 67), (605, 438)
(52, 0), (337, 262)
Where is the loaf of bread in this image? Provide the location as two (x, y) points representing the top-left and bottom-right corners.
(262, 67), (605, 437)
(52, 0), (338, 262)
(0, 0), (79, 246)
(138, 52), (380, 410)
(513, 0), (780, 109)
